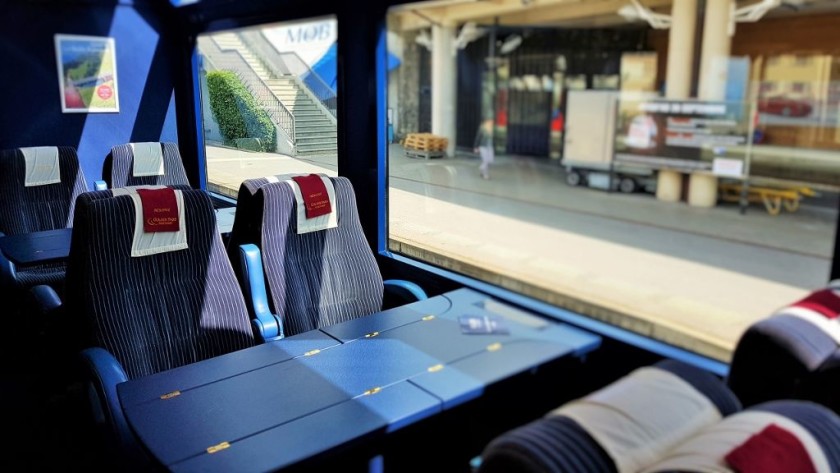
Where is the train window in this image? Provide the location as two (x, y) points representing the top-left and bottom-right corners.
(385, 2), (840, 362)
(197, 16), (338, 199)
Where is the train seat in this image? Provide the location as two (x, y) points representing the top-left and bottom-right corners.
(476, 359), (742, 473)
(641, 399), (840, 473)
(0, 146), (88, 294)
(230, 174), (428, 338)
(102, 141), (190, 189)
(224, 173), (296, 271)
(58, 187), (267, 469)
(727, 282), (840, 414)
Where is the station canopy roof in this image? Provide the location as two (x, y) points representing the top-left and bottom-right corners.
(389, 0), (840, 31)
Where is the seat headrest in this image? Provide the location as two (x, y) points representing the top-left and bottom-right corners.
(121, 186), (188, 257)
(111, 184), (167, 196)
(20, 146), (61, 187)
(724, 423), (816, 473)
(546, 360), (738, 473)
(641, 400), (837, 473)
(129, 142), (165, 177)
(265, 174), (338, 234)
(774, 287), (840, 345)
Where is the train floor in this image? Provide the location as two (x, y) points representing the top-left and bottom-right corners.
(2, 377), (112, 471)
(2, 302), (116, 472)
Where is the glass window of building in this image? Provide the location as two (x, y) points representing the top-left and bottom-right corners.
(197, 16), (338, 199)
(385, 1), (840, 363)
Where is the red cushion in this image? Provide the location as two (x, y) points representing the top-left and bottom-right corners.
(291, 174), (331, 219)
(725, 423), (816, 473)
(791, 288), (840, 319)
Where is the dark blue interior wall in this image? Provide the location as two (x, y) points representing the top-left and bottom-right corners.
(0, 0), (180, 188)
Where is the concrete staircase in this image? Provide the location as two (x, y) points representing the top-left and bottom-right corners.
(266, 77), (338, 156)
(212, 33), (337, 157)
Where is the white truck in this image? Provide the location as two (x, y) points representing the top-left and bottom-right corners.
(561, 90), (655, 193)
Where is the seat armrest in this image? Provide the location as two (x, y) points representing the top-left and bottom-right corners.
(79, 347), (152, 467)
(239, 244), (283, 341)
(383, 279), (429, 308)
(30, 284), (62, 314)
(79, 347), (130, 441)
(0, 236), (17, 288)
(94, 180), (108, 191)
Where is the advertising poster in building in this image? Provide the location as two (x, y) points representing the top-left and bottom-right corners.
(620, 52), (658, 93)
(757, 54), (836, 128)
(54, 34), (119, 113)
(614, 100), (749, 172)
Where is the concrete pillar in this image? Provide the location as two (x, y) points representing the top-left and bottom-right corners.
(665, 0), (697, 100)
(688, 172), (719, 206)
(698, 0), (732, 101)
(656, 170), (683, 202)
(657, 0), (697, 202)
(689, 0), (733, 207)
(431, 24), (457, 157)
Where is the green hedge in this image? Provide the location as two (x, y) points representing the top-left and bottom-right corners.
(206, 70), (276, 152)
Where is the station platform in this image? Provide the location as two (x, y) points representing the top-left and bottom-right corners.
(206, 144), (838, 363)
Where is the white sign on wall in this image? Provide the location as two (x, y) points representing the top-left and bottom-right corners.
(262, 18), (337, 65)
(712, 157), (745, 177)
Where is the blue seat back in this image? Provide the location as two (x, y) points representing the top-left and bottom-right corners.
(246, 177), (384, 336)
(104, 142), (190, 189)
(65, 188), (255, 380)
(0, 146), (88, 235)
(225, 176), (277, 266)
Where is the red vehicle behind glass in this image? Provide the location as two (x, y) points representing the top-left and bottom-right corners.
(758, 97), (813, 117)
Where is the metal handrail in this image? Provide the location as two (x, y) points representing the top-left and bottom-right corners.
(237, 30), (337, 119)
(199, 36), (296, 148)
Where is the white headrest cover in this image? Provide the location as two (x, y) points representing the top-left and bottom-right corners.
(125, 188), (188, 257)
(21, 146), (61, 187)
(282, 174), (338, 234)
(130, 142), (165, 177)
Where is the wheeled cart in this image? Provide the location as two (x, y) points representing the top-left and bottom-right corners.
(562, 89), (656, 193)
(563, 160), (656, 193)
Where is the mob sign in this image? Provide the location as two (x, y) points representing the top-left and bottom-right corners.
(263, 19), (337, 65)
(284, 21), (334, 44)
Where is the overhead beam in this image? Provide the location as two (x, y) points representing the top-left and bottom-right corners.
(497, 0), (673, 26)
(393, 0), (580, 30)
(544, 14), (644, 28)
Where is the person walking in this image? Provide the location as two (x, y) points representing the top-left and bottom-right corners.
(473, 119), (494, 180)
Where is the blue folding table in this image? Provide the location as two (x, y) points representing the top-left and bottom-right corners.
(118, 288), (601, 472)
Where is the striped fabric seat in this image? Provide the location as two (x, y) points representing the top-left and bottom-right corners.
(0, 146), (88, 291)
(225, 175), (284, 271)
(477, 359), (742, 473)
(727, 284), (840, 414)
(104, 142), (190, 189)
(239, 176), (385, 337)
(66, 188), (255, 379)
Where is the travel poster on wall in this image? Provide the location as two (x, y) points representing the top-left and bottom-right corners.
(55, 34), (119, 113)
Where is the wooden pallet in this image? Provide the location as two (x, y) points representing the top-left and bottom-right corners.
(404, 133), (448, 151)
(405, 149), (445, 159)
